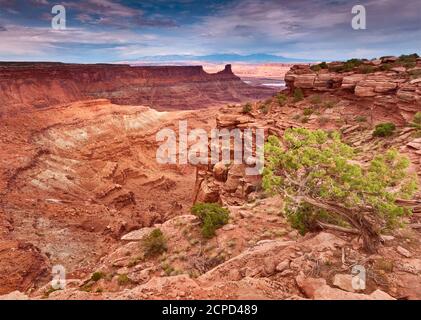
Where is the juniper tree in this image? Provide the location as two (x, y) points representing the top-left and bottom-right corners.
(263, 128), (418, 252)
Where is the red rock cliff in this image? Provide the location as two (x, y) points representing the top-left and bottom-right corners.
(0, 62), (275, 111)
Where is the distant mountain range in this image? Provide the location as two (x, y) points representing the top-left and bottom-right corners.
(117, 53), (314, 64)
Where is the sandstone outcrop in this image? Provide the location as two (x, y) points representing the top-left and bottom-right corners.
(285, 58), (421, 124)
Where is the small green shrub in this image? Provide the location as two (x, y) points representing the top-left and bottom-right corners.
(413, 112), (421, 125)
(303, 108), (313, 116)
(310, 62), (328, 71)
(373, 122), (396, 137)
(242, 103), (252, 114)
(260, 104), (269, 114)
(117, 274), (131, 286)
(277, 93), (287, 106)
(310, 64), (321, 72)
(323, 100), (336, 108)
(91, 271), (105, 282)
(394, 54), (418, 69)
(330, 59), (364, 73)
(319, 62), (328, 69)
(161, 262), (174, 276)
(142, 228), (167, 257)
(191, 203), (229, 238)
(293, 88), (304, 102)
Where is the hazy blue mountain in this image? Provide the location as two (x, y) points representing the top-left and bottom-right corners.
(120, 53), (313, 64)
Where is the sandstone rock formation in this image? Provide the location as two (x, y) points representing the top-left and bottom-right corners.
(285, 58), (421, 125)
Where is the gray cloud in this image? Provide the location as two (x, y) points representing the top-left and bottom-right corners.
(69, 0), (178, 28)
(0, 0), (419, 61)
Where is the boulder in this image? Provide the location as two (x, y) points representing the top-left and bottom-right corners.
(296, 274), (395, 300)
(213, 162), (229, 182)
(196, 180), (220, 203)
(397, 246), (412, 258)
(224, 164), (245, 193)
(276, 260), (290, 273)
(333, 274), (355, 292)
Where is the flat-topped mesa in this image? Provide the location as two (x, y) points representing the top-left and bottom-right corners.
(285, 55), (421, 116)
(0, 62), (273, 111)
(0, 62), (237, 82)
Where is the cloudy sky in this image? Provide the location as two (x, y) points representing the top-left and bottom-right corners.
(0, 0), (420, 62)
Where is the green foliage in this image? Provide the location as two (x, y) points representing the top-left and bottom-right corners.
(276, 93), (288, 106)
(260, 104), (270, 114)
(263, 128), (418, 237)
(191, 203), (229, 238)
(310, 64), (321, 72)
(399, 53), (419, 61)
(310, 62), (328, 72)
(323, 100), (336, 108)
(293, 88), (304, 102)
(142, 228), (167, 257)
(161, 262), (174, 276)
(397, 53), (418, 68)
(91, 271), (105, 282)
(373, 122), (396, 137)
(303, 108), (313, 116)
(330, 59), (364, 73)
(242, 103), (252, 114)
(117, 274), (131, 286)
(413, 112), (421, 125)
(319, 62), (328, 69)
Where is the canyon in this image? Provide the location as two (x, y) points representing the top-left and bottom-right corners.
(0, 57), (420, 300)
